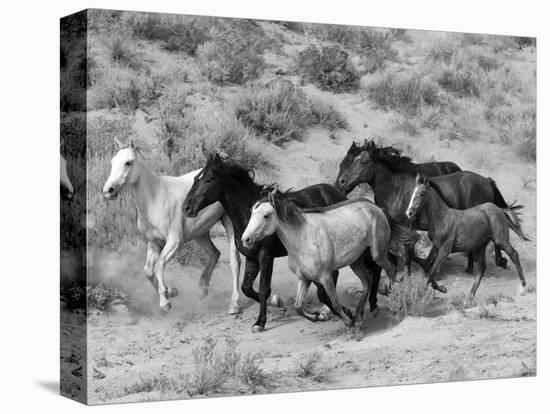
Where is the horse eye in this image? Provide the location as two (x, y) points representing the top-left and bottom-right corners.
(125, 161), (133, 167)
(263, 214), (269, 219)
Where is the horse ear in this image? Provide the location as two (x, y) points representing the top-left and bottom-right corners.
(114, 137), (124, 149)
(248, 169), (255, 180)
(416, 173), (422, 184)
(214, 152), (221, 166)
(350, 141), (357, 150)
(129, 138), (135, 149)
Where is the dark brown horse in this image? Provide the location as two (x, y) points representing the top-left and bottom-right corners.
(335, 140), (523, 278)
(336, 140), (461, 192)
(182, 154), (389, 332)
(406, 174), (527, 305)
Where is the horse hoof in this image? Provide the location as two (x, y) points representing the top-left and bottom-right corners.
(251, 325), (265, 333)
(228, 305), (240, 315)
(160, 302), (172, 314)
(371, 307), (380, 319)
(465, 268), (474, 275)
(197, 286), (208, 300)
(167, 287), (179, 299)
(269, 294), (285, 308)
(318, 311), (331, 322)
(438, 285), (448, 294)
(518, 285), (526, 296)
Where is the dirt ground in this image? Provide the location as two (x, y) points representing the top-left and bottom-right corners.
(79, 220), (536, 404)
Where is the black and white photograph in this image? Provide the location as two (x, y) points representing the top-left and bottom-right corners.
(2, 1), (547, 412)
(58, 7), (538, 405)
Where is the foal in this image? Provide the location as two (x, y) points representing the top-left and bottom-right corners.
(405, 174), (527, 306)
(242, 189), (397, 328)
(102, 139), (241, 314)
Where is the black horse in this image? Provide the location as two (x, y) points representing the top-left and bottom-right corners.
(335, 140), (522, 281)
(182, 153), (386, 332)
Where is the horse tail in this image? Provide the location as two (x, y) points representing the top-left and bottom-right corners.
(503, 209), (531, 241)
(488, 177), (516, 209)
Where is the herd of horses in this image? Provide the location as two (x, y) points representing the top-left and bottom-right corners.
(91, 137), (528, 332)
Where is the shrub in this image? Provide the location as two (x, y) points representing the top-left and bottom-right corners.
(181, 105), (267, 169)
(87, 116), (134, 158)
(295, 45), (360, 92)
(189, 336), (227, 395)
(309, 99), (348, 130)
(197, 27), (265, 84)
(294, 351), (326, 381)
(436, 68), (481, 97)
(61, 280), (87, 310)
(497, 106), (536, 161)
(235, 80), (311, 144)
(87, 283), (126, 311)
(387, 274), (433, 317)
(105, 33), (141, 70)
(88, 64), (156, 112)
(235, 80), (346, 144)
(124, 12), (212, 55)
(156, 85), (191, 160)
(356, 29), (397, 72)
(366, 71), (441, 115)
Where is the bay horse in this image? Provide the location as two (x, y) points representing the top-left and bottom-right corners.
(335, 139), (523, 280)
(102, 139), (241, 314)
(60, 154), (74, 201)
(241, 188), (398, 328)
(406, 174), (527, 306)
(182, 153), (378, 332)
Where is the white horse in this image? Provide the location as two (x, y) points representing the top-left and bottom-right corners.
(60, 154), (74, 200)
(242, 188), (396, 328)
(102, 139), (241, 314)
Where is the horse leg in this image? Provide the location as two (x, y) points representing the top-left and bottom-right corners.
(465, 245), (488, 307)
(221, 215), (242, 314)
(349, 257), (373, 324)
(319, 272), (354, 328)
(295, 277), (321, 322)
(241, 258), (260, 303)
(364, 252), (382, 316)
(494, 244), (508, 269)
(403, 244), (413, 277)
(465, 252), (475, 274)
(153, 237), (180, 313)
(144, 241), (161, 292)
(252, 251), (275, 333)
(424, 244), (451, 294)
(313, 270), (339, 321)
(194, 233), (221, 300)
(497, 241), (526, 295)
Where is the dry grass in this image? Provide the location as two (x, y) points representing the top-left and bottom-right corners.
(365, 71), (441, 116)
(294, 351), (327, 382)
(388, 274), (434, 317)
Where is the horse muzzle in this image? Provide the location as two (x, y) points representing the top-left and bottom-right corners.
(182, 203), (198, 218)
(103, 186), (119, 200)
(241, 234), (255, 249)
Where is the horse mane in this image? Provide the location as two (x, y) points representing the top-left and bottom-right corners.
(207, 154), (268, 193)
(261, 189), (305, 226)
(367, 142), (419, 174)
